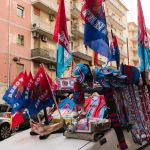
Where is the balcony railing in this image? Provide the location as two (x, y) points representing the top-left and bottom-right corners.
(31, 48), (56, 64)
(107, 14), (126, 30)
(31, 21), (53, 37)
(73, 49), (92, 62)
(71, 2), (81, 18)
(31, 0), (58, 13)
(107, 0), (125, 16)
(71, 22), (84, 38)
(132, 55), (139, 61)
(31, 0), (70, 19)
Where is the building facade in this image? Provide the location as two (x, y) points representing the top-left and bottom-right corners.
(128, 22), (150, 81)
(0, 0), (31, 103)
(0, 0), (128, 103)
(105, 0), (128, 67)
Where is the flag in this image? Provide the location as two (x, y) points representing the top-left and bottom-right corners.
(108, 34), (120, 69)
(81, 0), (110, 58)
(11, 72), (34, 113)
(3, 72), (27, 106)
(27, 66), (54, 115)
(56, 44), (72, 78)
(53, 0), (72, 78)
(137, 0), (150, 71)
(10, 112), (24, 129)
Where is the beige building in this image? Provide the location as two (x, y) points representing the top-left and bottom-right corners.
(31, 0), (71, 80)
(70, 0), (128, 68)
(128, 22), (150, 81)
(105, 0), (128, 67)
(31, 0), (128, 80)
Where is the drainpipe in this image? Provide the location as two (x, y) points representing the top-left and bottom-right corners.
(8, 0), (12, 87)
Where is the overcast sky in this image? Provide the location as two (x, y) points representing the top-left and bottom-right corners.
(120, 0), (150, 28)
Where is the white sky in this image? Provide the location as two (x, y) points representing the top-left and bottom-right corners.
(120, 0), (150, 28)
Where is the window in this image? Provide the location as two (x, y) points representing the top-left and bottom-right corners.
(17, 34), (24, 46)
(16, 63), (24, 74)
(17, 5), (24, 17)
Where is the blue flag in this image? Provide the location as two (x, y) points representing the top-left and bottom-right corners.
(81, 2), (110, 58)
(57, 44), (72, 78)
(138, 0), (150, 71)
(108, 35), (120, 69)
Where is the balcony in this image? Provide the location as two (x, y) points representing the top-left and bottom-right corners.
(106, 0), (125, 16)
(31, 0), (70, 20)
(132, 55), (139, 61)
(120, 51), (128, 58)
(31, 21), (53, 38)
(71, 2), (81, 19)
(130, 37), (138, 42)
(107, 30), (126, 44)
(71, 22), (84, 38)
(106, 15), (126, 30)
(73, 49), (92, 62)
(131, 46), (138, 51)
(31, 48), (56, 64)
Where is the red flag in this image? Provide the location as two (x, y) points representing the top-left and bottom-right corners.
(81, 0), (104, 21)
(92, 51), (98, 66)
(31, 66), (52, 100)
(10, 112), (24, 129)
(53, 0), (69, 50)
(137, 0), (147, 44)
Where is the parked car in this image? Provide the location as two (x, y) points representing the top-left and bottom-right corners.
(0, 104), (41, 141)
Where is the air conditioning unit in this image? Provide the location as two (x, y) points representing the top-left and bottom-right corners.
(32, 31), (40, 38)
(32, 23), (40, 28)
(48, 64), (56, 70)
(49, 14), (55, 22)
(41, 35), (48, 42)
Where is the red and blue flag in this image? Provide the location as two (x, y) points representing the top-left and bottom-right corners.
(53, 0), (72, 78)
(137, 0), (150, 71)
(81, 0), (110, 58)
(27, 66), (54, 115)
(108, 34), (120, 69)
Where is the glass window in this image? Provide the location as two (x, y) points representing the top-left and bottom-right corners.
(17, 5), (24, 17)
(17, 34), (24, 46)
(16, 63), (24, 74)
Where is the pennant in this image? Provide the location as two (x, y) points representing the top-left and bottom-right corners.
(108, 34), (120, 69)
(53, 0), (72, 78)
(10, 112), (24, 129)
(137, 0), (150, 71)
(56, 44), (72, 78)
(28, 66), (54, 115)
(6, 72), (34, 114)
(81, 0), (110, 58)
(3, 72), (26, 106)
(53, 0), (69, 50)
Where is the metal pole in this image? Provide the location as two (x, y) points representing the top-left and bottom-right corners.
(8, 0), (12, 87)
(141, 44), (146, 85)
(126, 38), (129, 65)
(43, 108), (49, 125)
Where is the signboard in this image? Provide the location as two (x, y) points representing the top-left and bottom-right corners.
(56, 77), (76, 90)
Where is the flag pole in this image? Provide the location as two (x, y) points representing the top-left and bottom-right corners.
(42, 64), (63, 119)
(141, 44), (146, 85)
(126, 38), (129, 65)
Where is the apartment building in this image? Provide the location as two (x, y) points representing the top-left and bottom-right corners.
(128, 22), (150, 81)
(0, 0), (31, 103)
(70, 0), (128, 68)
(0, 0), (128, 103)
(31, 0), (71, 80)
(105, 0), (128, 67)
